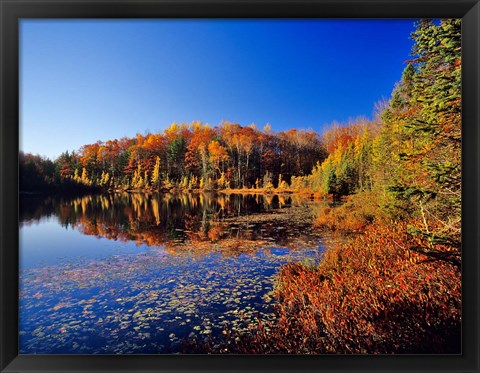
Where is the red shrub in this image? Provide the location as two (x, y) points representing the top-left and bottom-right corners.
(271, 222), (461, 353)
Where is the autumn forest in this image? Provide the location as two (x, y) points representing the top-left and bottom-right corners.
(20, 19), (461, 354)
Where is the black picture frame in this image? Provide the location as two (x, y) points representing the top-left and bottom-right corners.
(1, 0), (479, 372)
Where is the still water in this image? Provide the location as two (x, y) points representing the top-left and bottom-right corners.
(19, 192), (326, 354)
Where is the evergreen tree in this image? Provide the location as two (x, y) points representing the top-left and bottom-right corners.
(380, 19), (461, 253)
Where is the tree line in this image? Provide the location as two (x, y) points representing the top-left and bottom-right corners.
(20, 122), (327, 193)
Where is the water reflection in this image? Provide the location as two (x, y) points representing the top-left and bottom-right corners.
(19, 192), (326, 354)
(21, 192), (323, 254)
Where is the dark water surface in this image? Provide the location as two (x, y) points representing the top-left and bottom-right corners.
(19, 192), (326, 354)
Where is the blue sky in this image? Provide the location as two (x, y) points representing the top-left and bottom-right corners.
(20, 19), (417, 160)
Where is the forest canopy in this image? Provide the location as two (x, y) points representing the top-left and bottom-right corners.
(21, 121), (330, 192)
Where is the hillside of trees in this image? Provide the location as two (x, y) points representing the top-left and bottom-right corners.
(20, 122), (328, 193)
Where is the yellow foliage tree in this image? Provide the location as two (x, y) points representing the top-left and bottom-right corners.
(277, 174), (289, 191)
(131, 163), (143, 189)
(81, 167), (91, 186)
(151, 156), (161, 188)
(217, 172), (228, 189)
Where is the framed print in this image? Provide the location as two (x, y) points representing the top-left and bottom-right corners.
(1, 0), (479, 372)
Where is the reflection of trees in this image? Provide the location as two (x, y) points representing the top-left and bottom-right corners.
(20, 192), (316, 253)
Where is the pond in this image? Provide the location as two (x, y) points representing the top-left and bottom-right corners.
(19, 192), (327, 354)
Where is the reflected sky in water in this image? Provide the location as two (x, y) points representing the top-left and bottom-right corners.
(21, 217), (153, 269)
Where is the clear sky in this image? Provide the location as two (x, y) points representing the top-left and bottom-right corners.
(20, 19), (417, 160)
